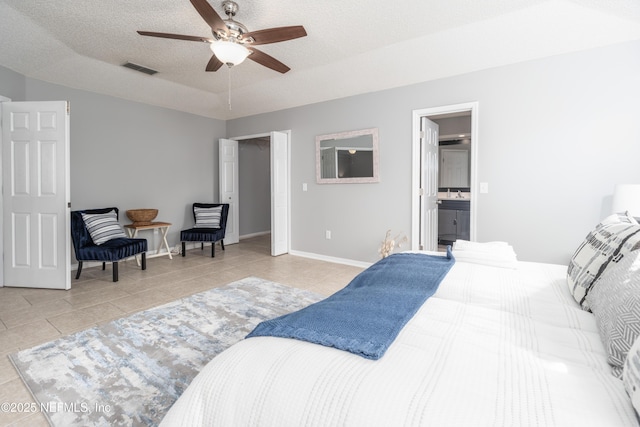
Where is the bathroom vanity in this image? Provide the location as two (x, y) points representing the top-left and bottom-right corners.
(438, 199), (470, 245)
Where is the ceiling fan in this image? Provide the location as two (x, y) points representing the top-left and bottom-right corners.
(137, 0), (307, 74)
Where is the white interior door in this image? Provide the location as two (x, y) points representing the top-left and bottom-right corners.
(270, 131), (289, 256)
(420, 117), (439, 251)
(219, 138), (239, 245)
(2, 101), (70, 289)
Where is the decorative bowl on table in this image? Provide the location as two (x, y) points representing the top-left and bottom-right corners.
(126, 209), (158, 226)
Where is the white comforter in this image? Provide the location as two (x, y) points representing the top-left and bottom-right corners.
(161, 260), (638, 426)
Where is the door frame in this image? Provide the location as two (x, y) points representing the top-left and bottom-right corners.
(228, 130), (291, 255)
(411, 102), (479, 250)
(0, 95), (10, 287)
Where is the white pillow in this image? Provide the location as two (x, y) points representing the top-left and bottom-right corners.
(194, 206), (222, 228)
(81, 210), (127, 245)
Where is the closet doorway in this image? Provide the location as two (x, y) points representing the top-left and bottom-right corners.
(411, 102), (479, 251)
(239, 136), (271, 240)
(219, 131), (290, 256)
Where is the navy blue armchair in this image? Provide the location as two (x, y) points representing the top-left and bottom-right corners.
(71, 207), (147, 282)
(181, 203), (229, 257)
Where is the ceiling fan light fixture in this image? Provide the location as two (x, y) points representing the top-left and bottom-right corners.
(137, 0), (306, 73)
(210, 40), (250, 66)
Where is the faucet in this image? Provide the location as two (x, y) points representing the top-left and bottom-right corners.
(457, 191), (463, 199)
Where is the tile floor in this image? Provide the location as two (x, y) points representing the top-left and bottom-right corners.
(0, 235), (363, 426)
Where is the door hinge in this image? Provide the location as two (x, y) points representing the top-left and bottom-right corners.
(66, 101), (70, 115)
(420, 131), (425, 139)
(418, 188), (424, 196)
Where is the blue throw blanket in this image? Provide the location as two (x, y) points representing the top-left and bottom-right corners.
(247, 250), (455, 360)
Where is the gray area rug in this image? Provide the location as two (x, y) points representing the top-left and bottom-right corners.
(10, 277), (323, 426)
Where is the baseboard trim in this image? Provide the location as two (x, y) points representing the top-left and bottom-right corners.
(70, 243), (371, 272)
(289, 250), (372, 269)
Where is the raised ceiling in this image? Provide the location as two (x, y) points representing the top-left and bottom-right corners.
(1, 0), (639, 120)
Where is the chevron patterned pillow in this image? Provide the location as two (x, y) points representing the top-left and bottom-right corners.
(587, 250), (640, 378)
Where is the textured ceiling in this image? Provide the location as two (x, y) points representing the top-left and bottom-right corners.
(1, 0), (639, 120)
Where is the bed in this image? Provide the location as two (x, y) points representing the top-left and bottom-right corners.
(160, 214), (640, 426)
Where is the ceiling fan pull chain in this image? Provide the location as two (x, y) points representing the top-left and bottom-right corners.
(227, 65), (232, 110)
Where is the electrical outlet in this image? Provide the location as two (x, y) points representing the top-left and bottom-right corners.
(325, 230), (331, 239)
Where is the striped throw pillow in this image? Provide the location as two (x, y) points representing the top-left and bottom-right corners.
(567, 213), (640, 310)
(194, 206), (222, 228)
(82, 210), (127, 245)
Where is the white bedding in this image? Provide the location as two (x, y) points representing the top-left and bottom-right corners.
(161, 260), (638, 426)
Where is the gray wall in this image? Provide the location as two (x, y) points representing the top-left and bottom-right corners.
(0, 66), (25, 101)
(3, 38), (640, 266)
(0, 69), (226, 256)
(433, 115), (471, 137)
(227, 39), (640, 265)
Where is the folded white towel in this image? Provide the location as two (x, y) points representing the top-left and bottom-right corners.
(452, 250), (518, 269)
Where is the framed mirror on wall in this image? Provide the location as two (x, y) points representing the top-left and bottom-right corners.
(438, 140), (471, 191)
(316, 127), (379, 184)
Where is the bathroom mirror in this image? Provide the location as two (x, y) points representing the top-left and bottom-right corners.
(316, 128), (379, 184)
(438, 143), (470, 191)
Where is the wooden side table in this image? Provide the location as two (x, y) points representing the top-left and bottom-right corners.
(124, 222), (173, 265)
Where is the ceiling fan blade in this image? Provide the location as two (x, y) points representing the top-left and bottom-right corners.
(206, 55), (224, 72)
(190, 0), (228, 35)
(243, 26), (307, 45)
(137, 31), (214, 43)
(247, 48), (290, 74)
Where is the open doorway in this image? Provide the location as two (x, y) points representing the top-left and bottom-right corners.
(411, 102), (479, 252)
(431, 112), (471, 250)
(220, 131), (290, 256)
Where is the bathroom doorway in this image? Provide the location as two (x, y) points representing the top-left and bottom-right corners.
(411, 102), (479, 251)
